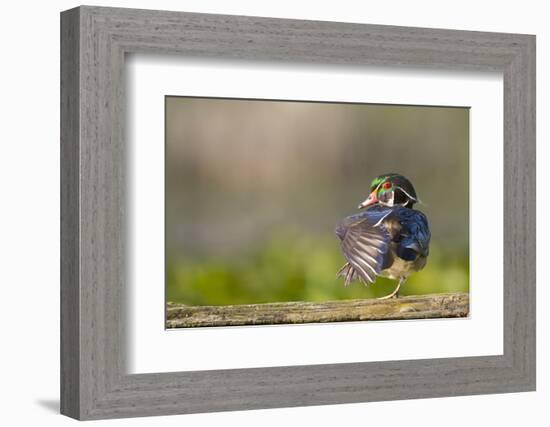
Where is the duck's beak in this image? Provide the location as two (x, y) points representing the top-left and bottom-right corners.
(358, 191), (378, 209)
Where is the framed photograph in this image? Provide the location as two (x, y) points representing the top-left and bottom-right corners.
(61, 6), (535, 420)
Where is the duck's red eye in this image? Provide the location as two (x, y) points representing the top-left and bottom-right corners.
(382, 181), (392, 189)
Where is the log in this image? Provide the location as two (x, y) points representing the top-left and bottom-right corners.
(166, 292), (469, 328)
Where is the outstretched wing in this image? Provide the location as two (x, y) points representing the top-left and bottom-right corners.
(335, 208), (392, 285)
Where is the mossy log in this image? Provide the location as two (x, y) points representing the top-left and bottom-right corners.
(166, 292), (469, 328)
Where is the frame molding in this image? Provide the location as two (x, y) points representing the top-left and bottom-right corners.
(61, 6), (536, 420)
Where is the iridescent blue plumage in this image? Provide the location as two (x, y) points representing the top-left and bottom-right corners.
(391, 207), (430, 261)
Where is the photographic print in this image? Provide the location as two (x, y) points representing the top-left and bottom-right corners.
(165, 97), (469, 328)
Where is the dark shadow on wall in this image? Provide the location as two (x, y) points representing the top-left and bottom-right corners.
(35, 399), (59, 414)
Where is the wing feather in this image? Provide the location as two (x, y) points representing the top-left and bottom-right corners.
(336, 208), (391, 285)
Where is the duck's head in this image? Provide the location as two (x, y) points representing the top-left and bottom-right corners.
(358, 173), (418, 209)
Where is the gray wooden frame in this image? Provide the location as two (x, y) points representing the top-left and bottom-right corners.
(60, 5), (536, 420)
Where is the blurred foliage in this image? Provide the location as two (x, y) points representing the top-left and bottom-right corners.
(166, 231), (469, 305)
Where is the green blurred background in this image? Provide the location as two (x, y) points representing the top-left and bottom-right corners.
(166, 97), (469, 304)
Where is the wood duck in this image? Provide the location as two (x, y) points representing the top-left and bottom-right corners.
(336, 173), (431, 299)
